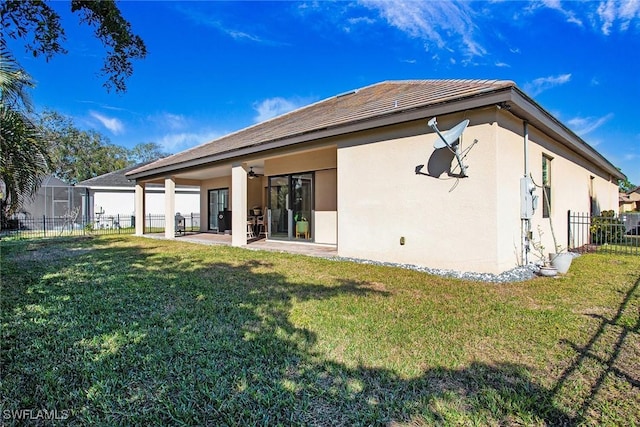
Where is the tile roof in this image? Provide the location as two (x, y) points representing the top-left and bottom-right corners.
(128, 79), (514, 176)
(78, 162), (155, 187)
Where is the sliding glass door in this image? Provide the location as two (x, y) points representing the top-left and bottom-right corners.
(268, 173), (313, 240)
(208, 188), (229, 231)
(269, 176), (289, 238)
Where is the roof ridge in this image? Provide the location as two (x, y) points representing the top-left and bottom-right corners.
(379, 78), (516, 86)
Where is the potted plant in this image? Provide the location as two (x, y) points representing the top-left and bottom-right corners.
(531, 226), (558, 277)
(549, 250), (573, 274)
(543, 222), (573, 273)
(294, 214), (309, 239)
(540, 192), (573, 274)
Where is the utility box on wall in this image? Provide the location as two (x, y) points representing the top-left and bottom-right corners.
(520, 177), (538, 219)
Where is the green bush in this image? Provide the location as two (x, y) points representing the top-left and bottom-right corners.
(590, 210), (625, 244)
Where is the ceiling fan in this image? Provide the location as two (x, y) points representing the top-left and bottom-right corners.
(248, 167), (263, 179)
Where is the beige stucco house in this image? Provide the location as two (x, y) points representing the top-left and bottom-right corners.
(126, 80), (624, 273)
(619, 187), (640, 213)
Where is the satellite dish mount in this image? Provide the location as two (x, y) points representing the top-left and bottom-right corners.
(428, 117), (477, 177)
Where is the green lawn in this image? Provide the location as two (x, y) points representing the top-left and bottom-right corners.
(1, 235), (638, 426)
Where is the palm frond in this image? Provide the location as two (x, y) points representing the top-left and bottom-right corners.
(0, 41), (35, 111)
(0, 106), (50, 215)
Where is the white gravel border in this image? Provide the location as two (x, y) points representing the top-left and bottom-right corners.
(330, 257), (540, 283)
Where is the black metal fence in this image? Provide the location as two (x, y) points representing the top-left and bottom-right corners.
(568, 210), (640, 255)
(0, 213), (200, 240)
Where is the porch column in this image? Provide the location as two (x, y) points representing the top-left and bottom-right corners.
(231, 163), (248, 246)
(135, 182), (146, 236)
(165, 176), (176, 239)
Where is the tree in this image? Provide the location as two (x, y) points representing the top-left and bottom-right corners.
(0, 44), (50, 220)
(1, 0), (146, 222)
(38, 111), (171, 184)
(618, 169), (635, 193)
(1, 0), (147, 93)
(129, 142), (169, 164)
(38, 110), (130, 184)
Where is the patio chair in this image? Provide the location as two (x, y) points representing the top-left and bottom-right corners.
(256, 215), (267, 238)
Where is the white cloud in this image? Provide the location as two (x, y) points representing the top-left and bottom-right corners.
(359, 0), (486, 58)
(344, 15), (376, 32)
(175, 4), (281, 45)
(567, 113), (614, 136)
(347, 16), (376, 25)
(227, 30), (264, 43)
(156, 130), (224, 153)
(597, 0), (640, 34)
(524, 73), (572, 96)
(164, 113), (188, 130)
(495, 61), (510, 67)
(619, 0), (640, 26)
(253, 97), (309, 123)
(598, 0), (618, 34)
(149, 112), (188, 131)
(90, 111), (124, 135)
(524, 1), (639, 35)
(539, 0), (584, 26)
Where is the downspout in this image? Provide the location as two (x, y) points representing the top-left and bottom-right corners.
(524, 121), (529, 180)
(522, 121), (531, 265)
(84, 187), (90, 223)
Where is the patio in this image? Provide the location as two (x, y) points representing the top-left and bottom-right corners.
(144, 232), (338, 258)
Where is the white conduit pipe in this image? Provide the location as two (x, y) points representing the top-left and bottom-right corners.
(522, 121), (530, 265)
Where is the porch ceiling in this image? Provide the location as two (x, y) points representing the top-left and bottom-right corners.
(176, 164), (231, 181)
(140, 161), (266, 184)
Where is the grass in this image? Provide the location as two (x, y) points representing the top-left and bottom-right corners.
(1, 235), (638, 426)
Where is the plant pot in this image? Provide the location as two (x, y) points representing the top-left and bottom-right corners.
(549, 252), (573, 274)
(538, 266), (558, 277)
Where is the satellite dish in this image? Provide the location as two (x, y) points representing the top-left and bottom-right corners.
(428, 117), (476, 178)
(431, 119), (469, 149)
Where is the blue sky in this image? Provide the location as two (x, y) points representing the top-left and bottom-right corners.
(9, 0), (640, 184)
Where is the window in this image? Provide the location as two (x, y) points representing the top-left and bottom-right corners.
(542, 155), (552, 218)
(589, 176), (595, 215)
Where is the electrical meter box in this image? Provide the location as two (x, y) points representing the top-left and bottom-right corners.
(520, 177), (538, 219)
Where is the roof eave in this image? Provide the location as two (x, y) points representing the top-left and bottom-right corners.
(505, 87), (625, 181)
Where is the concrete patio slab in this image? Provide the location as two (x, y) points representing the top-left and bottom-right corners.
(142, 232), (338, 259)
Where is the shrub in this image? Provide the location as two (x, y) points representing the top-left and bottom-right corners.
(590, 210), (624, 244)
